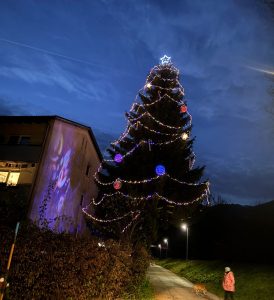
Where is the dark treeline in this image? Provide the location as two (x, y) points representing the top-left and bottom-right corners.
(154, 200), (274, 264)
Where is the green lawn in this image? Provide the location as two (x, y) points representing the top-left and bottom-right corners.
(122, 278), (154, 300)
(156, 259), (274, 300)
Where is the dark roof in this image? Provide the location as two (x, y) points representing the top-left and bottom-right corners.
(0, 115), (102, 160)
(0, 115), (54, 123)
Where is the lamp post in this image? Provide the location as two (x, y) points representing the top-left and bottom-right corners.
(181, 223), (189, 260)
(158, 244), (162, 258)
(163, 238), (168, 258)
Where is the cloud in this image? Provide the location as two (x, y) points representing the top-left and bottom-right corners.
(0, 66), (52, 85)
(92, 128), (116, 153)
(0, 0), (273, 205)
(0, 50), (121, 105)
(0, 97), (27, 115)
(0, 55), (81, 94)
(205, 157), (274, 205)
(0, 98), (16, 115)
(102, 0), (274, 120)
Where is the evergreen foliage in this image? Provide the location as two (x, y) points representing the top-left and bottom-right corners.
(88, 58), (209, 244)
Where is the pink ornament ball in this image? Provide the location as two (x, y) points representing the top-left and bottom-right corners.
(180, 105), (187, 113)
(113, 179), (122, 190)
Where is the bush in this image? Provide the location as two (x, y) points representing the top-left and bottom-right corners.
(0, 222), (149, 299)
(131, 245), (151, 284)
(0, 185), (29, 226)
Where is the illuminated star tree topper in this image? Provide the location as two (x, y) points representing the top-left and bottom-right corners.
(160, 55), (171, 65)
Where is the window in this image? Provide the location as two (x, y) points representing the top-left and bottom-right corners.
(8, 136), (20, 145)
(0, 172), (8, 183)
(80, 195), (84, 207)
(86, 165), (90, 176)
(7, 172), (20, 186)
(7, 135), (31, 145)
(19, 136), (31, 145)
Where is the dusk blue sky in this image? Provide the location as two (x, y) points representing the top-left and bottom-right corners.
(0, 0), (273, 205)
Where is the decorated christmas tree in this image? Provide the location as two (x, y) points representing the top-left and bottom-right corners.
(83, 56), (209, 243)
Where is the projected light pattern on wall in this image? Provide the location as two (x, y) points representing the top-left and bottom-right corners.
(31, 120), (85, 233)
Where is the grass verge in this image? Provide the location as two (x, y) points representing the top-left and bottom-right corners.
(156, 259), (274, 300)
(121, 277), (154, 300)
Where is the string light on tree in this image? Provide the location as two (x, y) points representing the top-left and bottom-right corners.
(90, 188), (209, 207)
(146, 82), (152, 89)
(182, 132), (189, 140)
(95, 171), (207, 186)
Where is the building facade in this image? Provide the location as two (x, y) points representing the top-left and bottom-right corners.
(0, 116), (101, 235)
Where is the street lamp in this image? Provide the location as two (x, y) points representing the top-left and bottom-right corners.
(181, 223), (189, 260)
(158, 244), (162, 258)
(163, 238), (168, 257)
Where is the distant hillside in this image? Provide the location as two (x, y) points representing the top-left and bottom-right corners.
(161, 200), (274, 263)
(193, 201), (274, 262)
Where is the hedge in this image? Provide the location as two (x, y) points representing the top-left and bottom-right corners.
(0, 223), (150, 299)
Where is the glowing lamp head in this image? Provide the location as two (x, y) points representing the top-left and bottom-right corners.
(182, 133), (188, 140)
(180, 105), (187, 113)
(114, 153), (123, 163)
(155, 164), (166, 176)
(113, 179), (122, 190)
(181, 223), (188, 231)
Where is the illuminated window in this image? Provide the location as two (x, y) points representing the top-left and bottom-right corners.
(0, 172), (9, 183)
(7, 172), (20, 186)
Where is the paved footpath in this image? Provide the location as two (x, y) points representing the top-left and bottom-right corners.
(147, 264), (222, 300)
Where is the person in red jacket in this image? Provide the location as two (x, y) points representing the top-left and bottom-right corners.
(222, 267), (235, 299)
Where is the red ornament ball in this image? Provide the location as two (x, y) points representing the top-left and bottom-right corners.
(113, 179), (122, 190)
(180, 105), (187, 113)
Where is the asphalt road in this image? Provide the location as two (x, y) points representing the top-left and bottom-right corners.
(147, 264), (221, 300)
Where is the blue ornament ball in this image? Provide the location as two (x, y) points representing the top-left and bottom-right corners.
(155, 164), (166, 176)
